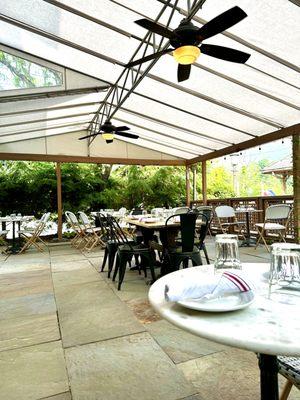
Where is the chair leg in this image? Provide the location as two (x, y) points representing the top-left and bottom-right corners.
(202, 244), (210, 264)
(255, 229), (263, 249)
(108, 250), (117, 279)
(280, 380), (293, 400)
(191, 252), (202, 266)
(100, 247), (108, 272)
(118, 253), (129, 290)
(112, 254), (120, 282)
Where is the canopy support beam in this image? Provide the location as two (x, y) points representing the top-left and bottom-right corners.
(56, 162), (63, 241)
(293, 134), (300, 243)
(192, 166), (197, 201)
(186, 166), (191, 207)
(187, 124), (300, 165)
(202, 161), (207, 205)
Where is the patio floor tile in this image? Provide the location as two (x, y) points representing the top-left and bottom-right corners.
(146, 320), (227, 364)
(0, 341), (69, 400)
(0, 313), (60, 352)
(54, 281), (145, 347)
(65, 332), (197, 400)
(0, 292), (56, 320)
(52, 264), (103, 287)
(0, 269), (53, 299)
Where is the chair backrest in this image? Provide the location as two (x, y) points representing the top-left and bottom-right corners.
(78, 211), (91, 227)
(172, 207), (190, 215)
(130, 208), (143, 215)
(194, 206), (213, 222)
(65, 211), (79, 225)
(166, 212), (197, 252)
(106, 215), (133, 248)
(215, 205), (235, 218)
(265, 204), (291, 220)
(118, 207), (127, 216)
(195, 212), (209, 246)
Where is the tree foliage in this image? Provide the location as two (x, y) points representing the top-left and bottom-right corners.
(0, 159), (293, 216)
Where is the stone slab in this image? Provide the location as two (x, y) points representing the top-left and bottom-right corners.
(51, 254), (87, 263)
(177, 349), (260, 400)
(66, 332), (197, 400)
(0, 269), (53, 299)
(0, 292), (56, 320)
(52, 265), (103, 287)
(0, 313), (60, 352)
(146, 320), (227, 364)
(0, 341), (69, 400)
(55, 281), (145, 347)
(0, 262), (49, 274)
(51, 259), (91, 273)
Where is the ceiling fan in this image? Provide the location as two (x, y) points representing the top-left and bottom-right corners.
(79, 120), (139, 143)
(126, 6), (250, 82)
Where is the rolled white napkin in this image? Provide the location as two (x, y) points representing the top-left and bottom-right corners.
(165, 271), (253, 302)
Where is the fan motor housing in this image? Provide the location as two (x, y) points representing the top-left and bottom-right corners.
(171, 21), (200, 48)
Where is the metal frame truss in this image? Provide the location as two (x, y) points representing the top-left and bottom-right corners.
(87, 0), (207, 145)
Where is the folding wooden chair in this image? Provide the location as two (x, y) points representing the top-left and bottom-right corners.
(78, 211), (105, 251)
(65, 211), (87, 248)
(255, 204), (292, 252)
(215, 205), (246, 239)
(18, 212), (50, 253)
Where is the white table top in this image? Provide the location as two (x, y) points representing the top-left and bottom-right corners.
(0, 215), (34, 222)
(149, 263), (300, 356)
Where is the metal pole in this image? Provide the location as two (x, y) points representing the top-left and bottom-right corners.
(202, 160), (207, 205)
(186, 166), (191, 207)
(56, 162), (63, 241)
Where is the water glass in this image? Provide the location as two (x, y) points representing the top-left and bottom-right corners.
(269, 243), (300, 293)
(214, 234), (242, 271)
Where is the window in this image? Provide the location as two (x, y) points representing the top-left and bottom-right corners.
(0, 50), (63, 90)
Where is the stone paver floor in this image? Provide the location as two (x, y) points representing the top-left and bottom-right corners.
(0, 239), (298, 400)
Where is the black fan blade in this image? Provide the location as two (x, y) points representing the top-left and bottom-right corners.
(79, 132), (99, 140)
(197, 6), (247, 41)
(135, 18), (174, 39)
(127, 48), (173, 68)
(177, 64), (191, 82)
(201, 44), (250, 63)
(115, 131), (139, 139)
(115, 126), (130, 132)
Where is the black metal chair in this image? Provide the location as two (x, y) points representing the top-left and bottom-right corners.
(99, 213), (120, 277)
(108, 216), (156, 290)
(163, 212), (204, 273)
(194, 208), (212, 264)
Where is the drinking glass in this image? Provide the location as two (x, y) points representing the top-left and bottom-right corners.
(214, 234), (242, 272)
(269, 243), (300, 295)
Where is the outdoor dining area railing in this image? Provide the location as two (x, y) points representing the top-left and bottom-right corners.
(191, 194), (295, 240)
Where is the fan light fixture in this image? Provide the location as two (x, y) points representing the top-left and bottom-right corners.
(102, 132), (114, 141)
(173, 46), (200, 65)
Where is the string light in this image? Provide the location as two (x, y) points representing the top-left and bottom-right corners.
(259, 146), (261, 150)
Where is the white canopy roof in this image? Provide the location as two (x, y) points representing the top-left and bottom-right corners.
(0, 0), (299, 164)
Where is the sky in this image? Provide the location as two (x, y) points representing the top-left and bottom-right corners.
(214, 136), (292, 169)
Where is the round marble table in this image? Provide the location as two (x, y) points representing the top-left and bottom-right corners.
(149, 264), (300, 400)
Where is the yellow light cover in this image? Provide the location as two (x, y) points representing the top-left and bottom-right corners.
(102, 132), (114, 140)
(173, 45), (200, 65)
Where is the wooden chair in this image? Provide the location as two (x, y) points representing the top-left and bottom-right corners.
(255, 204), (292, 252)
(78, 211), (105, 251)
(278, 356), (300, 400)
(215, 205), (246, 239)
(65, 211), (87, 248)
(18, 212), (50, 253)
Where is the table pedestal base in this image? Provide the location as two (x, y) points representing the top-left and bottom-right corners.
(258, 354), (279, 400)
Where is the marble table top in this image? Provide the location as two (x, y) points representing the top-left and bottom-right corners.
(149, 263), (300, 356)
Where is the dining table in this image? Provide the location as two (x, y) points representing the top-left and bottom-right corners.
(0, 215), (34, 253)
(149, 263), (300, 400)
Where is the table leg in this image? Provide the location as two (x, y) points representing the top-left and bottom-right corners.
(258, 354), (279, 400)
(240, 212), (254, 247)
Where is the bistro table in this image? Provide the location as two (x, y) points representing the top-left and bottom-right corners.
(0, 215), (34, 253)
(149, 263), (300, 400)
(235, 209), (263, 247)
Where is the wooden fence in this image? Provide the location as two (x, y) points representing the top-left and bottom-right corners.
(190, 195), (295, 240)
